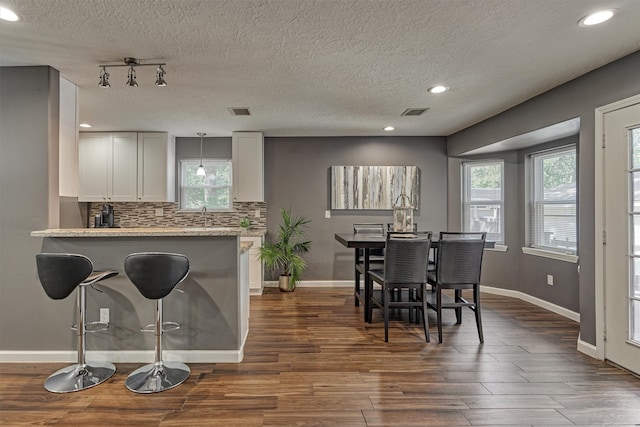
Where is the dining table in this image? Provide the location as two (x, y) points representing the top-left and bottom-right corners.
(335, 233), (387, 322)
(334, 232), (494, 322)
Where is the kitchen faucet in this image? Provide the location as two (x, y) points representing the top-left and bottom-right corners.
(201, 206), (208, 228)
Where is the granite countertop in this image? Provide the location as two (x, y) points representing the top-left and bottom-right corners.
(31, 227), (267, 238)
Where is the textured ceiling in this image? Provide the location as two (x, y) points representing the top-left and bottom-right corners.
(1, 0), (639, 137)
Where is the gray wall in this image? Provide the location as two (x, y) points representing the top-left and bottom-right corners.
(0, 66), (60, 349)
(447, 50), (640, 345)
(263, 136), (448, 281)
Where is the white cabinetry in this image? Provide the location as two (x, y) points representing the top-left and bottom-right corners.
(79, 132), (175, 202)
(232, 131), (264, 202)
(78, 132), (137, 202)
(137, 132), (175, 202)
(241, 236), (264, 294)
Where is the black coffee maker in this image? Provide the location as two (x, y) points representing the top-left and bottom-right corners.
(95, 204), (114, 228)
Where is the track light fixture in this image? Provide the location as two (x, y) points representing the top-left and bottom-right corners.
(155, 65), (167, 87)
(126, 66), (138, 87)
(98, 66), (110, 88)
(98, 57), (167, 88)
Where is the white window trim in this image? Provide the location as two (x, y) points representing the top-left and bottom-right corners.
(461, 159), (505, 244)
(485, 244), (508, 252)
(522, 246), (579, 263)
(526, 144), (577, 256)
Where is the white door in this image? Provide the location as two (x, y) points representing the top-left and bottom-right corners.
(603, 101), (640, 374)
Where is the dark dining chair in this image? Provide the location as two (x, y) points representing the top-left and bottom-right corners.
(353, 223), (385, 308)
(368, 234), (432, 342)
(427, 231), (486, 343)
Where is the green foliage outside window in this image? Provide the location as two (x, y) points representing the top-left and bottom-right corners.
(632, 128), (640, 169)
(541, 151), (576, 191)
(470, 163), (502, 190)
(180, 159), (232, 210)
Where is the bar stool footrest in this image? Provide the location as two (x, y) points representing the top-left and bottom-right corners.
(70, 320), (109, 333)
(140, 321), (181, 333)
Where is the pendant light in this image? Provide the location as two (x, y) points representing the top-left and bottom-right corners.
(196, 132), (206, 176)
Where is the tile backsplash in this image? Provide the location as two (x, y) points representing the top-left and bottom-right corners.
(89, 202), (266, 229)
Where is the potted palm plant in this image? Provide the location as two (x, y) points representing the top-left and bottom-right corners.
(258, 207), (311, 292)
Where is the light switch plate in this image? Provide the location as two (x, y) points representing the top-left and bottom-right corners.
(254, 209), (260, 218)
(325, 210), (331, 219)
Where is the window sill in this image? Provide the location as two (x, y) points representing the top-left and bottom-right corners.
(485, 244), (508, 252)
(521, 247), (578, 263)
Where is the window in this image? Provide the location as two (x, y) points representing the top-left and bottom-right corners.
(529, 146), (576, 254)
(179, 159), (232, 210)
(462, 160), (504, 243)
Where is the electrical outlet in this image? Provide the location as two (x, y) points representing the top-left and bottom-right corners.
(547, 274), (554, 286)
(155, 208), (164, 217)
(100, 307), (110, 323)
(325, 210), (331, 219)
(254, 209), (260, 218)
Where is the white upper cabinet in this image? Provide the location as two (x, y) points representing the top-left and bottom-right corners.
(78, 132), (175, 202)
(78, 132), (137, 202)
(232, 131), (264, 202)
(137, 132), (175, 202)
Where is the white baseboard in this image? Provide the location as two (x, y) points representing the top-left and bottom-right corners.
(0, 349), (244, 364)
(577, 334), (600, 359)
(480, 285), (580, 322)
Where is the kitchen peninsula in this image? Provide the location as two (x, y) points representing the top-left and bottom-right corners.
(30, 227), (266, 363)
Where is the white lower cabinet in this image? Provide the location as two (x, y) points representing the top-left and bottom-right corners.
(239, 247), (250, 343)
(241, 236), (264, 294)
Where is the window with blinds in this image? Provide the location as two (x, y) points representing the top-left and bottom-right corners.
(529, 146), (577, 254)
(462, 160), (504, 243)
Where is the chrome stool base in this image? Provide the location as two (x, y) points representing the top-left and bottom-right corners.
(125, 361), (190, 394)
(44, 362), (116, 393)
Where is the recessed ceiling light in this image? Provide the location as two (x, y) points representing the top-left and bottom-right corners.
(79, 123), (92, 128)
(0, 7), (19, 21)
(428, 85), (449, 94)
(579, 10), (614, 26)
(384, 126), (395, 131)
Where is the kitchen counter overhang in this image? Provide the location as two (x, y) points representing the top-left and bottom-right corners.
(31, 227), (266, 238)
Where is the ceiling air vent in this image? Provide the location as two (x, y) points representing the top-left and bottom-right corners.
(228, 107), (251, 116)
(401, 108), (429, 116)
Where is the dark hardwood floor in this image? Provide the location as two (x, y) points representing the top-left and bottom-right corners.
(2, 287), (640, 426)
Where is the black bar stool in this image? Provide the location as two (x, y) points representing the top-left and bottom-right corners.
(35, 253), (118, 393)
(123, 252), (190, 394)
